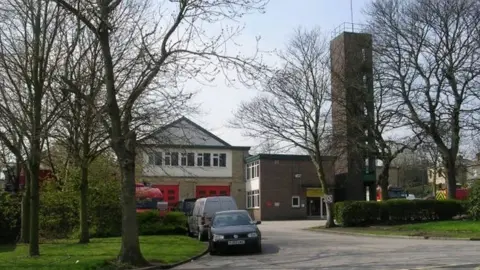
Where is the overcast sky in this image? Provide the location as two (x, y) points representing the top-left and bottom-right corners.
(184, 0), (371, 148)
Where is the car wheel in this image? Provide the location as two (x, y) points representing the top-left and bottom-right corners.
(255, 242), (262, 254)
(208, 241), (217, 255)
(198, 229), (207, 241)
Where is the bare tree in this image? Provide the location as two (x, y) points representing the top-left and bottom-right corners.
(231, 27), (338, 227)
(50, 0), (267, 265)
(370, 67), (423, 200)
(0, 0), (67, 256)
(52, 18), (109, 244)
(365, 0), (480, 199)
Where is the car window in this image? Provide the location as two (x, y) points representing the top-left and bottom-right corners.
(212, 212), (252, 227)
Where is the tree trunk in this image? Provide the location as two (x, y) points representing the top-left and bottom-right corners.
(115, 132), (148, 266)
(445, 156), (457, 199)
(79, 163), (89, 244)
(324, 201), (336, 228)
(432, 168), (437, 196)
(19, 173), (30, 244)
(379, 164), (390, 201)
(28, 162), (40, 256)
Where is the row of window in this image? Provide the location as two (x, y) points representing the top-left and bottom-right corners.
(246, 161), (260, 180)
(246, 190), (260, 209)
(147, 152), (227, 167)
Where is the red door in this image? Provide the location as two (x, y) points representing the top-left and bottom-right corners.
(195, 186), (230, 198)
(152, 185), (179, 211)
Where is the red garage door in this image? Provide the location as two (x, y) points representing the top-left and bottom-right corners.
(196, 186), (230, 198)
(152, 185), (179, 210)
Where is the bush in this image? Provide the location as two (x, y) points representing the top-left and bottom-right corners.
(0, 192), (21, 244)
(468, 180), (480, 220)
(335, 199), (465, 227)
(39, 187), (78, 239)
(137, 211), (187, 236)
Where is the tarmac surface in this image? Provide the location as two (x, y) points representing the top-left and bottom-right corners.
(174, 220), (480, 270)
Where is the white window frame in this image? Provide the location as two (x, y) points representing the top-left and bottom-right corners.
(164, 152), (171, 166)
(180, 152), (187, 166)
(212, 153), (219, 167)
(246, 190), (260, 209)
(291, 196), (300, 208)
(246, 161), (260, 180)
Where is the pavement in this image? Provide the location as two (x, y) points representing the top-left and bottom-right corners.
(174, 220), (480, 270)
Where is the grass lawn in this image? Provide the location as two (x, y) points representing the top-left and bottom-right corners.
(312, 220), (480, 239)
(0, 235), (206, 270)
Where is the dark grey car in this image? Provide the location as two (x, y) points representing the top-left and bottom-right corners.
(207, 210), (262, 255)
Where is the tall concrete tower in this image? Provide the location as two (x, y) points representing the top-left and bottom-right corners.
(330, 23), (376, 201)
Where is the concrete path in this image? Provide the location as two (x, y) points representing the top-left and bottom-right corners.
(175, 220), (480, 270)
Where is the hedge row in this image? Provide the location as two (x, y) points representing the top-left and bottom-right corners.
(0, 189), (187, 244)
(334, 199), (466, 227)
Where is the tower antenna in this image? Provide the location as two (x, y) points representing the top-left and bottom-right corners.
(350, 0), (354, 31)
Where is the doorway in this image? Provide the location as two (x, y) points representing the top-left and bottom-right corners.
(307, 197), (321, 217)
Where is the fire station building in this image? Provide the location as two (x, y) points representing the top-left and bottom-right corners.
(137, 116), (250, 209)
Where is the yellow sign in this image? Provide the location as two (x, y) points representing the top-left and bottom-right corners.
(436, 190), (447, 200)
(306, 188), (324, 197)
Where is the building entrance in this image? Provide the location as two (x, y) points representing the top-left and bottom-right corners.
(306, 188), (326, 219)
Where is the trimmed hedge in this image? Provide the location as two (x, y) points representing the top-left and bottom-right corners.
(0, 192), (21, 244)
(335, 199), (465, 227)
(137, 211), (187, 235)
(468, 180), (480, 220)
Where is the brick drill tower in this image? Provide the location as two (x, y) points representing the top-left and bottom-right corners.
(330, 23), (376, 201)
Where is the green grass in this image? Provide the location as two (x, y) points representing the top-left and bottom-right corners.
(312, 220), (480, 239)
(0, 235), (206, 270)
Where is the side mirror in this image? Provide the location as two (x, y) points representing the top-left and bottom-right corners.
(255, 220), (261, 225)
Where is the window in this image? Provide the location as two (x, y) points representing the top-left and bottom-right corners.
(154, 152), (162, 166)
(291, 196), (300, 208)
(187, 153), (195, 166)
(148, 154), (155, 165)
(213, 153), (219, 166)
(180, 153), (187, 166)
(164, 152), (171, 166)
(246, 161), (260, 180)
(197, 153), (203, 166)
(171, 152), (179, 166)
(203, 153), (211, 166)
(246, 190), (260, 208)
(219, 153), (226, 167)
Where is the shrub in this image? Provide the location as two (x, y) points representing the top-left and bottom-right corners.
(468, 180), (480, 220)
(335, 199), (465, 227)
(39, 187), (78, 239)
(0, 192), (21, 244)
(137, 211), (187, 236)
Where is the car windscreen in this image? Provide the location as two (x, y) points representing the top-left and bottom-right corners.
(212, 212), (252, 228)
(183, 200), (195, 213)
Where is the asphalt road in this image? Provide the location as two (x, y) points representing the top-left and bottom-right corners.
(175, 220), (480, 270)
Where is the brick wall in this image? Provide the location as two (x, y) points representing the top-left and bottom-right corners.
(259, 158), (334, 220)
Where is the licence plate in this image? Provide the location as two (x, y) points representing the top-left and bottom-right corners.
(227, 240), (245, 245)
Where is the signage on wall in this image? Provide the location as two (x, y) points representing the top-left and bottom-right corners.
(306, 188), (324, 197)
(274, 202), (280, 207)
(266, 201), (273, 207)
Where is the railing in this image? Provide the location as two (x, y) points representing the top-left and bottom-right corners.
(331, 22), (370, 38)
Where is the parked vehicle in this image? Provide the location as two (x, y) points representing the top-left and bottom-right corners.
(188, 196), (238, 241)
(376, 185), (408, 201)
(207, 210), (262, 255)
(175, 198), (197, 215)
(135, 183), (168, 215)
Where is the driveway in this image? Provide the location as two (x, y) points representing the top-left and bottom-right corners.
(175, 220), (480, 270)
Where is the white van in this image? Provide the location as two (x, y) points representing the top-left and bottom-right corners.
(187, 196), (238, 241)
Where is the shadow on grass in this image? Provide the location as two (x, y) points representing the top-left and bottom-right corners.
(215, 243), (280, 257)
(0, 244), (16, 253)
